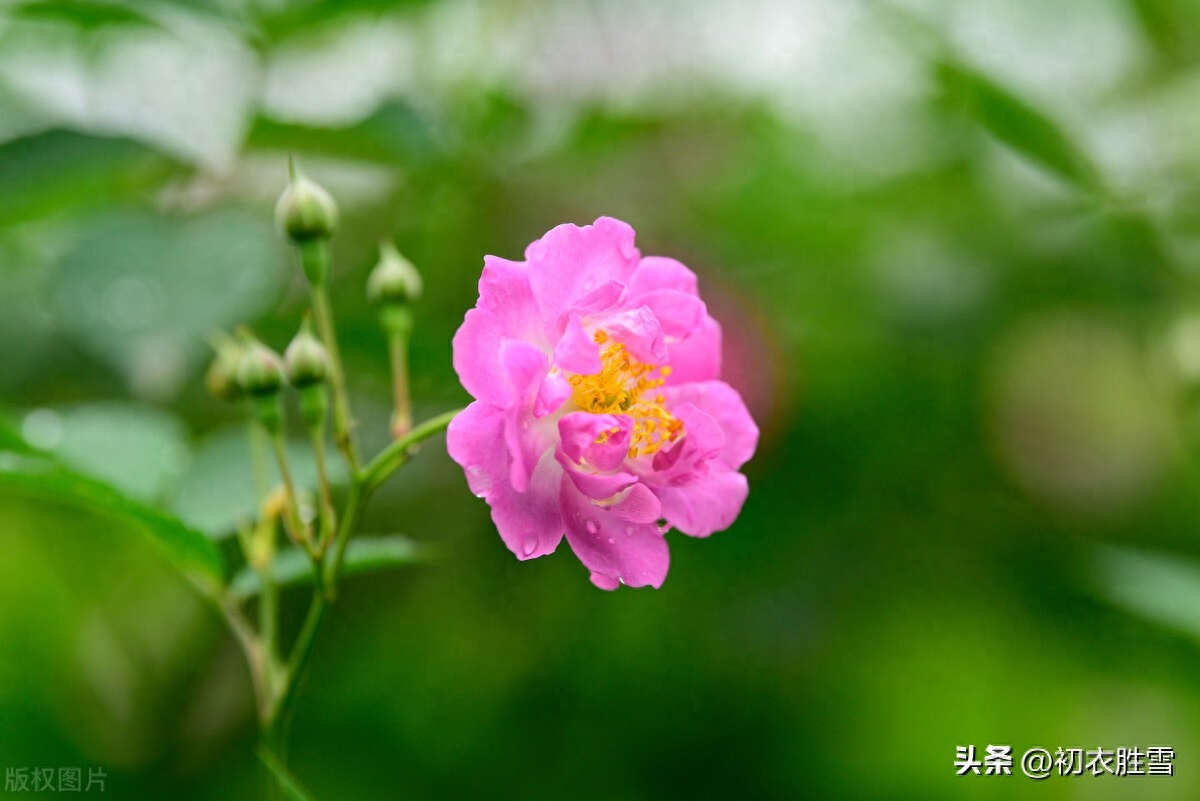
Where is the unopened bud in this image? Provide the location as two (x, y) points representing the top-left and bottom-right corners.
(276, 159), (339, 244)
(236, 334), (285, 434)
(284, 317), (328, 389)
(367, 241), (422, 306)
(205, 333), (245, 403)
(236, 335), (284, 397)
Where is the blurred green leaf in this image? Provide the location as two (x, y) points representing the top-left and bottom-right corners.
(1126, 0), (1200, 66)
(0, 415), (31, 454)
(48, 207), (286, 395)
(0, 452), (224, 590)
(248, 0), (433, 44)
(229, 535), (436, 600)
(936, 60), (1104, 194)
(172, 427), (347, 539)
(26, 402), (191, 503)
(1096, 546), (1200, 640)
(247, 102), (439, 166)
(0, 131), (177, 225)
(6, 0), (160, 30)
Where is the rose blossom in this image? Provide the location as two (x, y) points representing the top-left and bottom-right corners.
(448, 217), (758, 589)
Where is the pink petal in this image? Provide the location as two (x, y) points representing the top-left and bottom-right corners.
(629, 256), (699, 297)
(500, 340), (554, 492)
(665, 314), (721, 384)
(568, 280), (627, 320)
(655, 469), (749, 538)
(599, 483), (663, 523)
(646, 402), (724, 486)
(552, 313), (602, 375)
(558, 412), (633, 471)
(526, 217), (640, 331)
(451, 307), (506, 404)
(557, 412), (639, 499)
(662, 381), (759, 471)
(478, 255), (546, 346)
(561, 478), (669, 589)
(596, 306), (668, 365)
(448, 402), (565, 559)
(636, 289), (707, 339)
(534, 371), (572, 417)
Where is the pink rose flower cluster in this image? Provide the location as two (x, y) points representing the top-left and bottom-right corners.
(448, 217), (758, 589)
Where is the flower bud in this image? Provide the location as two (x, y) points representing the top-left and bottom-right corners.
(236, 335), (284, 397)
(284, 317), (328, 389)
(367, 241), (422, 306)
(205, 334), (245, 403)
(276, 160), (339, 243)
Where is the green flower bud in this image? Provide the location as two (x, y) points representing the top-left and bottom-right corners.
(284, 317), (329, 389)
(276, 160), (339, 243)
(367, 241), (422, 306)
(236, 335), (284, 397)
(205, 334), (245, 403)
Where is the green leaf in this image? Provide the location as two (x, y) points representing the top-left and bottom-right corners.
(1125, 0), (1200, 66)
(247, 101), (439, 166)
(257, 746), (316, 801)
(47, 207), (286, 395)
(6, 1), (161, 30)
(1095, 546), (1200, 640)
(0, 453), (224, 592)
(0, 414), (32, 454)
(230, 535), (437, 600)
(172, 427), (348, 540)
(0, 131), (177, 226)
(22, 403), (191, 503)
(936, 59), (1104, 194)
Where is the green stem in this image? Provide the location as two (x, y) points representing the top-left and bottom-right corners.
(269, 433), (311, 554)
(258, 532), (279, 707)
(249, 422), (271, 502)
(323, 478), (366, 601)
(220, 599), (266, 721)
(270, 575), (327, 740)
(361, 407), (462, 492)
(256, 409), (458, 793)
(387, 328), (412, 439)
(309, 277), (360, 472)
(309, 425), (336, 552)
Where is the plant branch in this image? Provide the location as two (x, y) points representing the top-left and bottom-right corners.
(268, 433), (312, 555)
(361, 407), (462, 492)
(308, 426), (336, 552)
(309, 277), (360, 472)
(387, 327), (412, 439)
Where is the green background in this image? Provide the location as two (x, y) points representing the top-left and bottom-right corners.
(3, 0), (1200, 798)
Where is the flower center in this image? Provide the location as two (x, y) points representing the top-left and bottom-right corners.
(568, 330), (683, 458)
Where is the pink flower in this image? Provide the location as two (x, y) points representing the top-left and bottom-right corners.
(448, 217), (758, 589)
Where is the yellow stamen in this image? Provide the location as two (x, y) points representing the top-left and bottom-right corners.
(569, 334), (682, 458)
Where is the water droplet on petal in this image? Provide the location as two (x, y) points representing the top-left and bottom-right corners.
(624, 526), (634, 536)
(585, 520), (599, 534)
(522, 539), (537, 556)
(607, 537), (615, 544)
(467, 465), (483, 477)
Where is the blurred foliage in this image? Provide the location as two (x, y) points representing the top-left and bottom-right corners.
(5, 0), (1200, 799)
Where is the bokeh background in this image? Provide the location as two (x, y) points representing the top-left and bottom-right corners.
(5, 0), (1200, 798)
